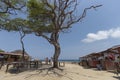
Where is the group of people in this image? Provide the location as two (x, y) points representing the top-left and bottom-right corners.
(31, 57), (54, 65)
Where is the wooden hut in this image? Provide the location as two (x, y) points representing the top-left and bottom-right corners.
(79, 56), (89, 67)
(86, 53), (101, 68)
(0, 52), (13, 62)
(99, 46), (120, 70)
(0, 50), (30, 63)
(80, 53), (101, 68)
(88, 46), (120, 70)
(80, 45), (120, 70)
(11, 50), (30, 61)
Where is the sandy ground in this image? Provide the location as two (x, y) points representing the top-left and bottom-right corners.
(0, 63), (119, 80)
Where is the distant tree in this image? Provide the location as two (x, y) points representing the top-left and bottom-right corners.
(0, 49), (5, 52)
(27, 0), (102, 68)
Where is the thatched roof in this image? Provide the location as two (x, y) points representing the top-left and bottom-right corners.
(0, 52), (12, 55)
(111, 45), (120, 49)
(11, 50), (29, 56)
(81, 45), (120, 58)
(86, 53), (101, 57)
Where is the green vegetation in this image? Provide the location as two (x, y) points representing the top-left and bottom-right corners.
(0, 49), (4, 52)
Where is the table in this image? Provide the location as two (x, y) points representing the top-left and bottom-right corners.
(5, 61), (42, 73)
(6, 62), (24, 72)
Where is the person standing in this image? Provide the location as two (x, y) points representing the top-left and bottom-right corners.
(45, 57), (48, 65)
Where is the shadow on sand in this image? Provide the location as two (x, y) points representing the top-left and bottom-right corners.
(7, 67), (38, 74)
(82, 66), (120, 80)
(113, 76), (120, 80)
(24, 67), (80, 80)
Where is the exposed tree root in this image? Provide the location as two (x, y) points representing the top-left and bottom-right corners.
(25, 67), (77, 80)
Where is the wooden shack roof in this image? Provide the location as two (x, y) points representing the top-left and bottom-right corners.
(81, 45), (120, 58)
(85, 52), (101, 58)
(108, 45), (120, 54)
(11, 50), (29, 57)
(0, 52), (12, 55)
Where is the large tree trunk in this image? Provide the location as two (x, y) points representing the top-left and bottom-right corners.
(53, 42), (61, 68)
(50, 31), (61, 68)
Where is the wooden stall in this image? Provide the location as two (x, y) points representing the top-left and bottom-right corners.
(100, 46), (120, 70)
(0, 50), (30, 63)
(80, 45), (120, 71)
(11, 50), (30, 61)
(79, 56), (89, 68)
(87, 53), (101, 68)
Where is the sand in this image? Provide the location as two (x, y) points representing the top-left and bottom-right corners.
(0, 63), (119, 80)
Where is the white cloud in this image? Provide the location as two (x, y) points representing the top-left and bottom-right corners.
(82, 27), (120, 43)
(111, 28), (120, 38)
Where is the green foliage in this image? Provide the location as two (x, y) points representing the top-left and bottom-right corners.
(0, 49), (4, 52)
(0, 0), (26, 30)
(27, 0), (53, 34)
(1, 0), (53, 34)
(4, 18), (24, 30)
(27, 0), (46, 18)
(3, 18), (31, 34)
(0, 0), (26, 13)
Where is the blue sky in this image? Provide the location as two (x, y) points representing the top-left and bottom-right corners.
(0, 0), (120, 60)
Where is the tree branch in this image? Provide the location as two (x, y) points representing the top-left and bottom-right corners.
(35, 32), (52, 44)
(0, 0), (26, 14)
(61, 5), (102, 30)
(42, 0), (57, 28)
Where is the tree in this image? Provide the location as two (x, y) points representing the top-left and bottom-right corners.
(0, 0), (27, 61)
(0, 49), (5, 52)
(2, 18), (30, 61)
(27, 0), (102, 68)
